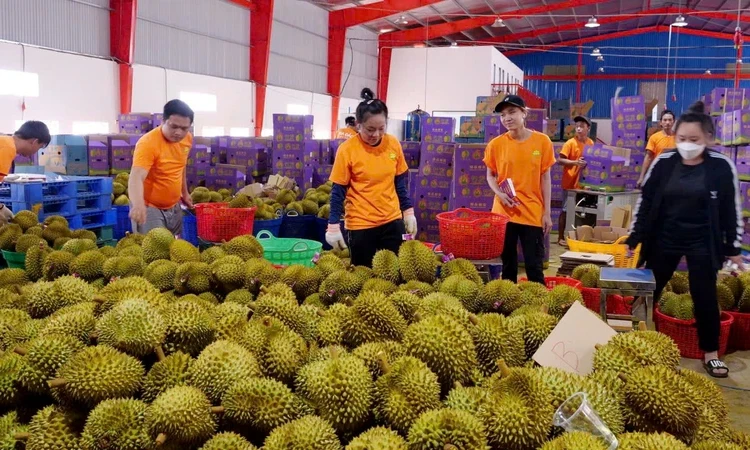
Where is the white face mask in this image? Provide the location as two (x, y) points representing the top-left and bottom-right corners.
(676, 142), (706, 160)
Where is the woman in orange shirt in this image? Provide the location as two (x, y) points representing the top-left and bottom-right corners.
(326, 88), (416, 267)
(335, 116), (358, 140)
(484, 95), (555, 283)
(637, 109), (675, 188)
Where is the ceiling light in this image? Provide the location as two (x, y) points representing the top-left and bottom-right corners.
(379, 28), (393, 34)
(598, 67), (605, 72)
(596, 55), (604, 62)
(451, 42), (458, 47)
(413, 43), (425, 48)
(397, 15), (408, 25)
(492, 17), (506, 28)
(590, 48), (601, 56)
(672, 15), (688, 27)
(585, 16), (600, 28)
(705, 69), (712, 74)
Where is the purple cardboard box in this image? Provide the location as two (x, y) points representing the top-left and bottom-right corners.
(186, 163), (212, 179)
(152, 113), (163, 128)
(610, 98), (646, 116)
(420, 153), (453, 179)
(459, 116), (484, 138)
(736, 146), (750, 163)
(419, 142), (455, 163)
(118, 113), (153, 135)
(724, 88), (749, 112)
(416, 220), (441, 243)
(317, 165), (334, 181)
(13, 152), (37, 166)
(732, 109), (750, 145)
(526, 108), (546, 133)
(737, 162), (750, 177)
(416, 175), (452, 191)
(455, 143), (486, 163)
(611, 95), (645, 109)
(483, 115), (507, 142)
(329, 139), (345, 162)
(422, 117), (455, 139)
(740, 181), (750, 212)
(272, 114), (314, 141)
(611, 121), (647, 133)
(721, 112), (734, 146)
(414, 187), (451, 220)
(449, 196), (494, 211)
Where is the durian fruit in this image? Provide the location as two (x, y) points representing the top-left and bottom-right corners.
(373, 355), (441, 434)
(223, 235), (264, 260)
(142, 351), (193, 402)
(317, 204), (331, 219)
(213, 258), (248, 293)
(141, 227), (175, 263)
(468, 313), (526, 374)
(96, 298), (167, 358)
(200, 432), (257, 450)
(399, 280), (435, 298)
(69, 250), (106, 281)
(16, 334), (84, 395)
(60, 238), (97, 256)
(245, 259), (281, 294)
(720, 275), (743, 302)
(691, 441), (744, 450)
(717, 281), (738, 310)
(547, 284), (584, 318)
(402, 313), (477, 392)
(444, 383), (490, 415)
(25, 406), (86, 450)
(346, 427), (408, 450)
(540, 431), (610, 450)
(361, 278), (398, 296)
(616, 432), (689, 449)
(220, 377), (312, 435)
(351, 340), (403, 379)
(478, 279), (521, 314)
(145, 386), (218, 447)
(224, 288), (255, 307)
(26, 275), (95, 318)
(295, 350), (373, 434)
(663, 293), (695, 320)
(507, 310), (558, 359)
(191, 189), (211, 204)
(372, 250), (401, 283)
(102, 255), (145, 279)
(41, 221), (71, 244)
(50, 345), (145, 407)
(12, 210), (39, 231)
(739, 287), (750, 313)
(0, 269), (28, 291)
(112, 181), (126, 196)
(407, 408), (489, 450)
(262, 415), (341, 450)
(25, 241), (52, 282)
(228, 194), (253, 209)
(99, 246), (117, 257)
(53, 236), (72, 250)
(25, 225), (43, 236)
(315, 253), (347, 279)
(670, 272), (690, 294)
(439, 275), (481, 312)
(342, 290), (407, 347)
(441, 258), (483, 284)
(42, 249), (75, 280)
(200, 246), (226, 264)
(0, 411), (27, 449)
(285, 202), (304, 215)
(14, 234), (44, 253)
(259, 318), (308, 385)
(0, 352), (24, 407)
(388, 291), (421, 323)
(280, 265), (321, 300)
(415, 292), (471, 325)
(601, 330), (681, 370)
(170, 239), (200, 263)
(315, 304), (347, 346)
(300, 199), (319, 215)
(162, 300), (216, 356)
(0, 224), (22, 251)
(250, 293), (306, 337)
(208, 191), (222, 202)
(113, 194), (129, 206)
(187, 340), (262, 403)
(572, 263), (600, 288)
(398, 240), (438, 283)
(145, 259), (178, 292)
(80, 398), (151, 450)
(319, 269), (363, 305)
(118, 244), (144, 259)
(174, 262), (213, 294)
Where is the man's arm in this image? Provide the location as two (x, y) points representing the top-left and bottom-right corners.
(541, 170), (552, 233)
(637, 152), (655, 187)
(128, 167), (149, 225)
(181, 167), (193, 208)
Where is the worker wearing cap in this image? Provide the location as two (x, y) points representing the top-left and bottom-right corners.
(557, 115), (594, 245)
(129, 99), (195, 236)
(637, 109), (676, 188)
(484, 94), (555, 284)
(335, 116), (358, 140)
(0, 121), (51, 182)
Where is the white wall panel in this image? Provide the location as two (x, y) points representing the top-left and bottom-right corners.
(135, 0), (250, 80)
(268, 0), (329, 94)
(264, 86), (332, 138)
(0, 0), (110, 57)
(340, 26), (379, 99)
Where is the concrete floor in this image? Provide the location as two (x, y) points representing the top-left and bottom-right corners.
(539, 234), (750, 432)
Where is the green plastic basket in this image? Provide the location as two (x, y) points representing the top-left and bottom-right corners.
(1, 250), (26, 269)
(256, 230), (322, 267)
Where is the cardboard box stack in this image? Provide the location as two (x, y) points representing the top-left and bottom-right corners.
(117, 113), (153, 135)
(36, 135), (89, 175)
(107, 135), (139, 175)
(610, 96), (646, 189)
(402, 141), (421, 169)
(414, 142), (454, 243)
(579, 144), (631, 192)
(422, 117), (455, 144)
(272, 114), (314, 188)
(450, 144), (494, 211)
(709, 87), (750, 117)
(483, 115), (506, 142)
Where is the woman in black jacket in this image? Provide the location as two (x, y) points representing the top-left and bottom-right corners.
(626, 101), (743, 378)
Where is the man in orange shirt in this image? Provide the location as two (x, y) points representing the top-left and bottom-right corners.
(484, 95), (555, 283)
(0, 121), (51, 182)
(335, 116), (358, 140)
(129, 100), (194, 235)
(637, 109), (675, 188)
(557, 115), (593, 245)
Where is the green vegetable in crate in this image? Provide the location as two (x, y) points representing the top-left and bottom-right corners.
(113, 182), (126, 196)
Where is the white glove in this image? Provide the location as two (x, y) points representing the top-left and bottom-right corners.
(403, 208), (418, 237)
(325, 223), (348, 251)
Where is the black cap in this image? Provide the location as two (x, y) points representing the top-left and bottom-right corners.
(494, 94), (526, 113)
(573, 115), (591, 126)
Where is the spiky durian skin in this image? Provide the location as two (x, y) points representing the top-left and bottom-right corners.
(262, 415), (341, 450)
(507, 311), (558, 360)
(162, 300), (217, 356)
(373, 356), (441, 434)
(52, 345), (145, 407)
(352, 340), (404, 379)
(261, 321), (308, 385)
(42, 250), (75, 280)
(142, 351), (193, 402)
(342, 290), (407, 347)
(25, 241), (52, 282)
(18, 334), (84, 395)
(406, 408), (489, 450)
(478, 279), (521, 314)
(199, 432), (258, 450)
(144, 386), (217, 446)
(142, 228), (175, 263)
(223, 377), (312, 435)
(717, 282), (737, 310)
(144, 259), (179, 292)
(398, 240), (438, 283)
(372, 250), (401, 283)
(691, 441), (744, 450)
(169, 239), (200, 263)
(80, 398), (151, 450)
(222, 235), (264, 260)
(0, 352), (24, 407)
(187, 340), (262, 403)
(27, 406), (86, 450)
(0, 411), (27, 450)
(346, 427), (408, 450)
(444, 384), (491, 416)
(441, 258), (483, 284)
(616, 432), (689, 449)
(96, 298), (167, 358)
(539, 431), (610, 450)
(403, 314), (478, 392)
(69, 250), (107, 281)
(295, 354), (373, 434)
(37, 308), (96, 344)
(15, 233), (45, 253)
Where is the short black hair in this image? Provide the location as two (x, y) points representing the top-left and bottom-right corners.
(163, 99), (195, 124)
(14, 121), (51, 147)
(675, 101), (714, 137)
(345, 116), (356, 126)
(660, 109), (675, 120)
(356, 88), (388, 123)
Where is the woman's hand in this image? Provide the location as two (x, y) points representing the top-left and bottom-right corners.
(727, 255), (746, 272)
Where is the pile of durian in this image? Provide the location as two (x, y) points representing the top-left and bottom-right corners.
(0, 224), (745, 449)
(112, 172), (130, 207)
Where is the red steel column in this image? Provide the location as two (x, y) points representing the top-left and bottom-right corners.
(110, 0), (137, 115)
(576, 45), (583, 102)
(328, 15), (346, 137)
(377, 46), (393, 104)
(251, 0), (274, 136)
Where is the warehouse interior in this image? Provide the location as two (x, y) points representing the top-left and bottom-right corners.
(0, 0), (749, 447)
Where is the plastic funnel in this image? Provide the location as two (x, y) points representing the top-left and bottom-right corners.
(553, 392), (618, 450)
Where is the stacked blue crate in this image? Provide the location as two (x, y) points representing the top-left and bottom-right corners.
(0, 181), (78, 219)
(66, 176), (116, 240)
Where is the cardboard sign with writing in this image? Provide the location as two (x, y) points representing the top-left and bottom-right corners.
(533, 302), (617, 375)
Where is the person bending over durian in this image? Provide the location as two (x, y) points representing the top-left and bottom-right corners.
(626, 101), (743, 378)
(326, 88), (417, 268)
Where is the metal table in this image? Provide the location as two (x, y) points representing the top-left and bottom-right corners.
(563, 189), (640, 236)
(598, 268), (656, 330)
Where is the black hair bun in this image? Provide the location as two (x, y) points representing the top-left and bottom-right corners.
(688, 101), (706, 115)
(361, 88), (375, 101)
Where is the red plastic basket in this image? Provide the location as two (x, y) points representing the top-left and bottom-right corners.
(436, 209), (510, 260)
(654, 308), (734, 359)
(725, 310), (750, 351)
(195, 203), (256, 243)
(580, 287), (632, 315)
(520, 276), (582, 290)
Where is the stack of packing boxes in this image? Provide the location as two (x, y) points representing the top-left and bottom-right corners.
(107, 135), (139, 175)
(580, 144), (631, 191)
(450, 144), (493, 211)
(117, 113), (153, 135)
(272, 114), (314, 188)
(610, 96), (646, 189)
(36, 135), (89, 175)
(481, 108), (546, 143)
(402, 142), (421, 169)
(740, 181), (750, 251)
(421, 117), (455, 144)
(186, 137), (212, 190)
(550, 142), (565, 231)
(414, 142), (454, 243)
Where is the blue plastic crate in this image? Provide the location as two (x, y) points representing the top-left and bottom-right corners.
(79, 209), (117, 229)
(69, 177), (113, 196)
(182, 212), (198, 246)
(114, 205), (132, 240)
(89, 225), (114, 241)
(279, 214), (318, 240)
(0, 181), (76, 204)
(76, 193), (112, 214)
(18, 197), (78, 218)
(253, 217), (283, 237)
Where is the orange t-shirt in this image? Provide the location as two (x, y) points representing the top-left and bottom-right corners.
(132, 128), (192, 209)
(646, 130), (675, 157)
(483, 130), (556, 227)
(559, 137), (594, 190)
(0, 136), (17, 181)
(336, 128), (358, 140)
(329, 134), (408, 230)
